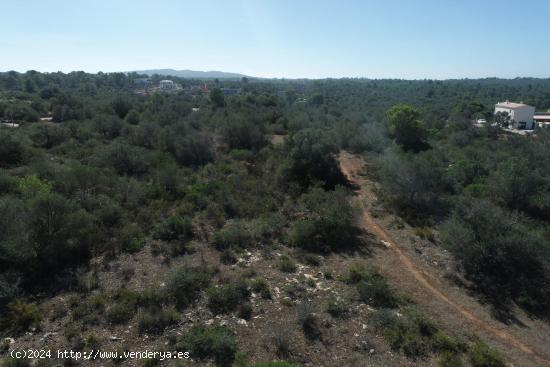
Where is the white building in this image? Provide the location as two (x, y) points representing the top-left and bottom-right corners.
(159, 79), (176, 91)
(494, 101), (535, 130)
(534, 112), (550, 129)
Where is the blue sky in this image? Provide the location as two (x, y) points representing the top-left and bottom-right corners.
(2, 0), (550, 79)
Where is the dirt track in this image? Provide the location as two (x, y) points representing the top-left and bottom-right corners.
(338, 151), (550, 367)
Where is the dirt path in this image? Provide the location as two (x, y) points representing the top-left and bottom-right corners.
(338, 151), (550, 367)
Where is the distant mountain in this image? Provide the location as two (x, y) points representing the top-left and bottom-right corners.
(131, 69), (248, 79)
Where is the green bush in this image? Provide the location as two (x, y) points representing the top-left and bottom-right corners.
(0, 170), (18, 194)
(220, 249), (238, 265)
(297, 301), (321, 340)
(326, 297), (349, 318)
(289, 187), (360, 253)
(357, 277), (398, 308)
(278, 255), (296, 273)
(137, 306), (179, 334)
(221, 118), (267, 151)
(21, 192), (96, 285)
(176, 325), (236, 367)
(279, 128), (346, 190)
(368, 308), (397, 331)
(72, 293), (107, 325)
(251, 279), (271, 299)
(0, 131), (30, 167)
(438, 351), (464, 367)
(468, 341), (505, 367)
(0, 300), (41, 334)
(207, 279), (250, 315)
(166, 265), (211, 309)
(154, 215), (193, 242)
(299, 253), (321, 266)
(119, 223), (145, 253)
(271, 325), (293, 357)
(345, 263), (373, 284)
(106, 302), (134, 324)
(252, 363), (297, 367)
(384, 321), (429, 358)
(440, 198), (550, 316)
(213, 223), (254, 250)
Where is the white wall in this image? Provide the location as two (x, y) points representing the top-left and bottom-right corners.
(494, 105), (535, 129)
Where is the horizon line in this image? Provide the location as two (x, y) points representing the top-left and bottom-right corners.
(2, 68), (550, 81)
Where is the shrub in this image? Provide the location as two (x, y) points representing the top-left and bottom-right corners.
(438, 351), (464, 367)
(326, 297), (349, 318)
(166, 131), (214, 167)
(300, 253), (321, 266)
(154, 215), (193, 242)
(176, 325), (236, 367)
(368, 308), (397, 331)
(251, 279), (271, 299)
(221, 118), (267, 151)
(432, 331), (464, 353)
(468, 341), (505, 367)
(414, 227), (435, 242)
(278, 255), (296, 273)
(252, 363), (297, 367)
(0, 300), (41, 334)
(93, 115), (123, 139)
(29, 124), (67, 149)
(237, 303), (253, 320)
(72, 293), (107, 325)
(440, 198), (550, 316)
(166, 265), (211, 309)
(207, 279), (250, 315)
(125, 110), (140, 125)
(220, 249), (238, 265)
(289, 187), (360, 253)
(272, 325), (293, 357)
(11, 192), (97, 286)
(0, 132), (30, 167)
(345, 263), (373, 284)
(357, 276), (398, 308)
(384, 321), (428, 358)
(119, 223), (145, 253)
(0, 170), (18, 194)
(297, 301), (321, 340)
(213, 223), (254, 250)
(106, 302), (135, 324)
(279, 128), (346, 190)
(137, 306), (179, 334)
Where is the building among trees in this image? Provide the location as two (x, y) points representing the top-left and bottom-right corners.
(534, 111), (550, 129)
(494, 101), (535, 130)
(159, 79), (177, 91)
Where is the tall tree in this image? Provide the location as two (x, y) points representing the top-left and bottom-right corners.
(386, 104), (428, 151)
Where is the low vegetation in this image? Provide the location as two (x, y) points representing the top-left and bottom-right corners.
(3, 71), (548, 366)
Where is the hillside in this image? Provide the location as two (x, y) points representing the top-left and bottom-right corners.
(1, 72), (550, 367)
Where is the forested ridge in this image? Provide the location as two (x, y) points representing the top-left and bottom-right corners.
(1, 70), (550, 367)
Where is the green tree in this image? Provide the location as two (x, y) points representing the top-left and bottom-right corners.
(111, 96), (132, 119)
(279, 128), (346, 190)
(210, 88), (225, 108)
(386, 104), (428, 151)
